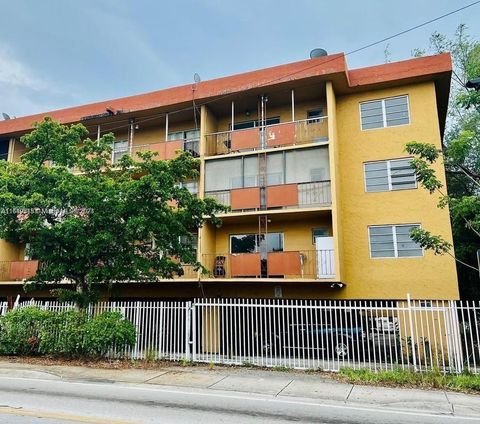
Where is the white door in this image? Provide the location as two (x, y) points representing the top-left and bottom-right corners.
(315, 237), (335, 278)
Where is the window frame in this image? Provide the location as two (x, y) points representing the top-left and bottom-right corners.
(167, 128), (200, 142)
(359, 95), (410, 131)
(306, 108), (324, 124)
(363, 157), (417, 193)
(312, 228), (330, 244)
(229, 232), (284, 254)
(368, 224), (424, 259)
(112, 139), (129, 164)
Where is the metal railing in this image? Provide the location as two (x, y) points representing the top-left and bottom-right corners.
(298, 181), (331, 207)
(202, 250), (335, 279)
(0, 260), (197, 282)
(129, 139), (200, 162)
(205, 180), (331, 211)
(0, 260), (39, 282)
(5, 298), (479, 375)
(204, 190), (231, 206)
(205, 117), (329, 157)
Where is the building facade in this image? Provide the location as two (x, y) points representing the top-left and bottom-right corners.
(0, 52), (459, 300)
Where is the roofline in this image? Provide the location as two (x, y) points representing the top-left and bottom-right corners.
(0, 52), (452, 138)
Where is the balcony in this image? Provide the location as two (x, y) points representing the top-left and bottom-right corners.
(165, 264), (198, 280)
(202, 249), (335, 280)
(114, 139), (200, 164)
(205, 117), (328, 157)
(206, 180), (331, 212)
(0, 260), (39, 282)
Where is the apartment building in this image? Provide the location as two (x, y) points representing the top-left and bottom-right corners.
(0, 52), (459, 300)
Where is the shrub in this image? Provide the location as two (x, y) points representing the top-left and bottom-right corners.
(82, 311), (136, 357)
(0, 307), (52, 355)
(0, 307), (136, 359)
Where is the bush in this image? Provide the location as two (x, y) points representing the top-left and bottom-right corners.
(0, 307), (52, 355)
(82, 311), (136, 357)
(0, 307), (136, 358)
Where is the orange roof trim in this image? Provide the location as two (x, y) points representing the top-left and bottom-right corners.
(0, 53), (451, 137)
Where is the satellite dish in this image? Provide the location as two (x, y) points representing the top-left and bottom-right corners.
(2, 113), (11, 120)
(310, 48), (328, 59)
(194, 73), (201, 83)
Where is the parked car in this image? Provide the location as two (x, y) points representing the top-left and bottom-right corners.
(255, 312), (402, 361)
(255, 310), (367, 360)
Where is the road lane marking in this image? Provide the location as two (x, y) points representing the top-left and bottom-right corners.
(0, 375), (479, 421)
(0, 406), (137, 424)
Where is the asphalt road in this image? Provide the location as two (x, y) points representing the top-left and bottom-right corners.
(0, 375), (478, 424)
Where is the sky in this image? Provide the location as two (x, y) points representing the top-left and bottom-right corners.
(0, 0), (479, 118)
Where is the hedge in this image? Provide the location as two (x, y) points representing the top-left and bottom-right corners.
(0, 307), (136, 358)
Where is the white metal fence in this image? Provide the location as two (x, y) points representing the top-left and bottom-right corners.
(2, 297), (479, 374)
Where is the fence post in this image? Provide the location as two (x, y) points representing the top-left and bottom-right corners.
(407, 294), (418, 372)
(185, 301), (192, 361)
(449, 300), (464, 374)
(133, 301), (141, 359)
(192, 301), (197, 362)
(13, 294), (20, 310)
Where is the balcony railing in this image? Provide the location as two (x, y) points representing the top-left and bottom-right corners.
(165, 264), (198, 280)
(0, 260), (39, 282)
(202, 249), (335, 280)
(205, 180), (331, 212)
(205, 117), (328, 157)
(113, 139), (200, 164)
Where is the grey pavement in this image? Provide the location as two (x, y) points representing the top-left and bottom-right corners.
(0, 360), (478, 423)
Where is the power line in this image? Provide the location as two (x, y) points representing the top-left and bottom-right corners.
(86, 0), (480, 136)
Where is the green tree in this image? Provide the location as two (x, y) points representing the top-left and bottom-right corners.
(406, 25), (480, 299)
(0, 117), (227, 306)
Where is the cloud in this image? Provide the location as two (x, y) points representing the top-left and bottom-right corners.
(0, 43), (46, 91)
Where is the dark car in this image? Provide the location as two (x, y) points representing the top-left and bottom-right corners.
(255, 309), (368, 360)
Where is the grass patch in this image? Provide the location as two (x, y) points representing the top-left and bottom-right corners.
(338, 368), (480, 394)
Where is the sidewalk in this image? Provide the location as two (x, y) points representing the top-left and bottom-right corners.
(0, 360), (479, 419)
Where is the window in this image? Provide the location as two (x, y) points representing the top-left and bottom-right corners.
(205, 157), (241, 192)
(285, 147), (330, 184)
(360, 95), (409, 130)
(112, 140), (129, 164)
(168, 129), (200, 157)
(312, 228), (329, 244)
(266, 152), (284, 185)
(180, 181), (199, 196)
(368, 224), (423, 258)
(231, 117), (280, 130)
(179, 234), (198, 257)
(307, 108), (323, 124)
(0, 139), (8, 161)
(167, 129), (200, 141)
(230, 233), (284, 254)
(205, 146), (330, 192)
(364, 158), (416, 192)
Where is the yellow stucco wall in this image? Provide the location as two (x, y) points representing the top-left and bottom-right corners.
(335, 81), (458, 300)
(213, 216), (332, 254)
(0, 240), (22, 262)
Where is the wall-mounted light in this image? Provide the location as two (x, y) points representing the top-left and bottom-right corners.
(245, 110), (251, 117)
